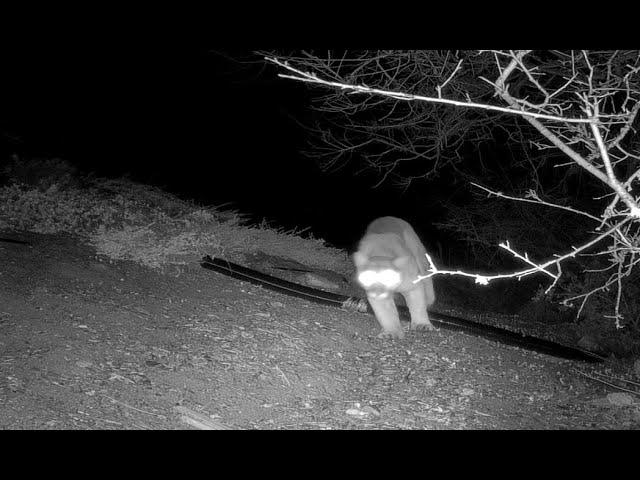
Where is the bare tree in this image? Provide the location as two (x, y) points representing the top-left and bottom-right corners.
(266, 50), (640, 328)
(264, 51), (534, 188)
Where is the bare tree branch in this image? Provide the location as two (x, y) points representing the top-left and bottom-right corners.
(267, 50), (640, 327)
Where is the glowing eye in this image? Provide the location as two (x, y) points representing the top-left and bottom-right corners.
(357, 269), (401, 288)
(358, 270), (378, 287)
(378, 269), (401, 287)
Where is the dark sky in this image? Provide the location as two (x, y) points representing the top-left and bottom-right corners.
(1, 45), (446, 249)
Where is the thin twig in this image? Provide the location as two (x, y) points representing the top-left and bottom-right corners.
(274, 365), (291, 387)
(418, 220), (630, 286)
(574, 370), (640, 397)
(471, 182), (602, 223)
(266, 57), (599, 124)
(103, 395), (166, 418)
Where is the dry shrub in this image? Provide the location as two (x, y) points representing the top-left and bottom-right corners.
(0, 167), (351, 274)
(1, 155), (80, 191)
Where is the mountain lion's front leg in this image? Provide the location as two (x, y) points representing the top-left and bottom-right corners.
(367, 296), (404, 339)
(403, 287), (435, 331)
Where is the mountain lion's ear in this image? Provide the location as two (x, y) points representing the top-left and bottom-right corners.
(392, 256), (409, 268)
(353, 251), (368, 267)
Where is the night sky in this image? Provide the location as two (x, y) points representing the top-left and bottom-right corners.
(1, 45), (448, 250)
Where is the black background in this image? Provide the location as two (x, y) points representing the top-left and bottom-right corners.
(1, 43), (449, 250)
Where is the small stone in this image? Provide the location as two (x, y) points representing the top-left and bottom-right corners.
(346, 408), (366, 417)
(607, 392), (635, 406)
(361, 406), (380, 416)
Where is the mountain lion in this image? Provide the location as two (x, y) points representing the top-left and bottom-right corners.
(353, 216), (436, 339)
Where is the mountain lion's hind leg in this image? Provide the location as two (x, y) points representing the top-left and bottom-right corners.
(367, 296), (404, 339)
(404, 287), (435, 331)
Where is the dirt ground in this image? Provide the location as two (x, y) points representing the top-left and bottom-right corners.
(1, 232), (639, 429)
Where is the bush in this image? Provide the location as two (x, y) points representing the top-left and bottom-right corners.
(0, 166), (351, 274)
(1, 155), (80, 191)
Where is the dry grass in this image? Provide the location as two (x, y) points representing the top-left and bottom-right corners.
(0, 166), (351, 274)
